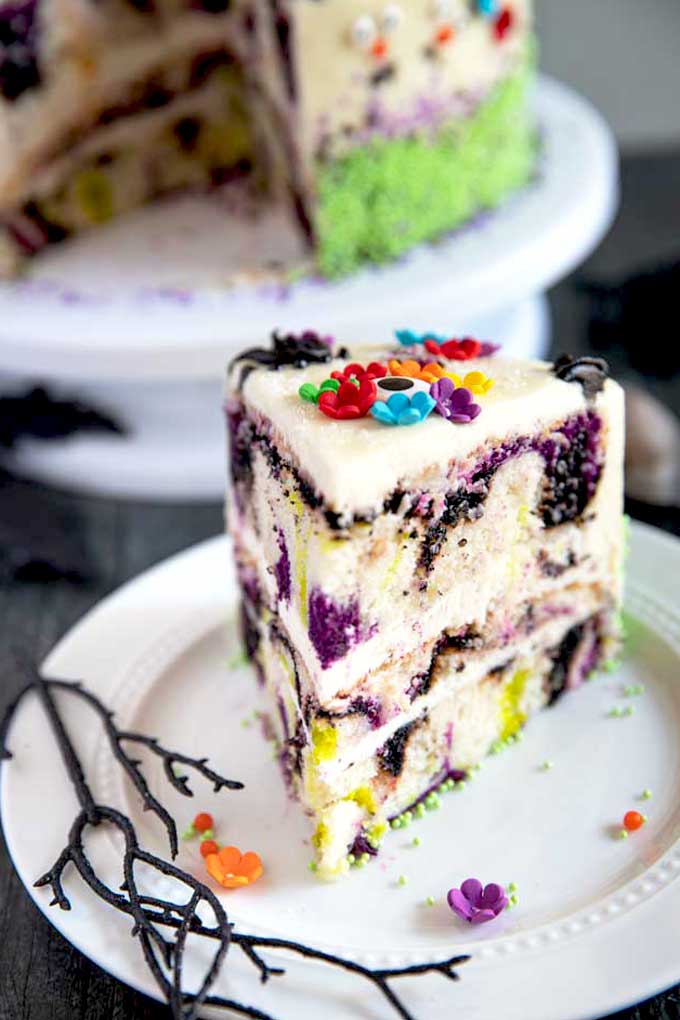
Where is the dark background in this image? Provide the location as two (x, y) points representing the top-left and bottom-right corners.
(1, 152), (679, 1019)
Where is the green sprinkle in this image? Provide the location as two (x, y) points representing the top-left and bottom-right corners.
(361, 853), (370, 864)
(347, 854), (356, 866)
(412, 836), (422, 847)
(181, 826), (195, 841)
(640, 789), (653, 801)
(617, 829), (629, 841)
(299, 382), (320, 403)
(508, 881), (518, 893)
(622, 705), (634, 717)
(509, 893), (519, 907)
(454, 780), (466, 792)
(308, 860), (318, 872)
(514, 731), (524, 743)
(202, 828), (214, 840)
(426, 896), (436, 907)
(319, 378), (340, 394)
(609, 706), (623, 718)
(398, 874), (408, 887)
(355, 857), (366, 869)
(415, 803), (426, 818)
(490, 741), (502, 755)
(641, 814), (648, 823)
(391, 817), (402, 830)
(438, 783), (448, 795)
(425, 793), (440, 810)
(541, 760), (554, 771)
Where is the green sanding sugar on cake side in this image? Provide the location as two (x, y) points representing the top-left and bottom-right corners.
(314, 59), (535, 278)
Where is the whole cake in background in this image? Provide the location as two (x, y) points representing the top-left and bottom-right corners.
(225, 332), (624, 878)
(0, 0), (534, 277)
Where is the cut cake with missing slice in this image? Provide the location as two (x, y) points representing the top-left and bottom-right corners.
(225, 332), (624, 878)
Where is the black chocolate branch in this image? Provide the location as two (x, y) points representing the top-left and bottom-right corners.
(1, 663), (469, 1020)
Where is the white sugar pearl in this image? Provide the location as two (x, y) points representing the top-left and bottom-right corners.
(352, 14), (377, 48)
(382, 4), (403, 33)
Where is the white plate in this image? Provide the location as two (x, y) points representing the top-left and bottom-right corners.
(4, 520), (679, 1020)
(0, 76), (617, 381)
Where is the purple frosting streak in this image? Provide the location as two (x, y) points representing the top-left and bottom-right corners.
(274, 529), (291, 604)
(308, 588), (376, 669)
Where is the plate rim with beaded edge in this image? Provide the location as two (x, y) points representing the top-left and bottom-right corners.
(3, 520), (680, 1020)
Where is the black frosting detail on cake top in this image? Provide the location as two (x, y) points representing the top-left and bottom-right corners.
(553, 354), (609, 399)
(230, 330), (336, 391)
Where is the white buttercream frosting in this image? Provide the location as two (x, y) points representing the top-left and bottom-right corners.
(234, 345), (612, 516)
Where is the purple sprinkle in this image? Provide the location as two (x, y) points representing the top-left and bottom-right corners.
(447, 879), (508, 925)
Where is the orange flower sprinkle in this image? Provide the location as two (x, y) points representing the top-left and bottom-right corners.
(387, 360), (455, 384)
(206, 845), (264, 889)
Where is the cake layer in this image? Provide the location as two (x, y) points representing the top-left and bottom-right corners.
(245, 591), (617, 878)
(0, 67), (258, 269)
(227, 350), (625, 701)
(242, 564), (617, 778)
(313, 55), (534, 277)
(0, 7), (253, 203)
(0, 0), (535, 277)
(226, 335), (624, 878)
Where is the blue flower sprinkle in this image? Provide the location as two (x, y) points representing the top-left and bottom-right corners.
(477, 0), (499, 17)
(371, 391), (436, 427)
(394, 329), (447, 347)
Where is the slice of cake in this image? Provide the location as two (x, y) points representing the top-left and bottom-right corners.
(0, 0), (534, 277)
(226, 334), (624, 878)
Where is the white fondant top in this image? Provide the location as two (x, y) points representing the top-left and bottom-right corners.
(231, 345), (619, 515)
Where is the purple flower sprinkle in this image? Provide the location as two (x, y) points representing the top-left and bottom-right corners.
(430, 378), (482, 424)
(447, 879), (508, 925)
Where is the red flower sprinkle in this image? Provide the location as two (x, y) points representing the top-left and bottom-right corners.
(318, 377), (377, 420)
(200, 839), (219, 858)
(331, 362), (387, 383)
(494, 6), (514, 40)
(424, 337), (482, 361)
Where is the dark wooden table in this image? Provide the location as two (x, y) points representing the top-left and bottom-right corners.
(1, 152), (680, 1020)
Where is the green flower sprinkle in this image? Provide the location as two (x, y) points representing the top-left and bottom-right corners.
(299, 382), (320, 403)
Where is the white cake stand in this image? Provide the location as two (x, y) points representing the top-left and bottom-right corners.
(0, 75), (618, 501)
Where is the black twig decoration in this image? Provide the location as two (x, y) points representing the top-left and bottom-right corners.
(1, 664), (469, 1020)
